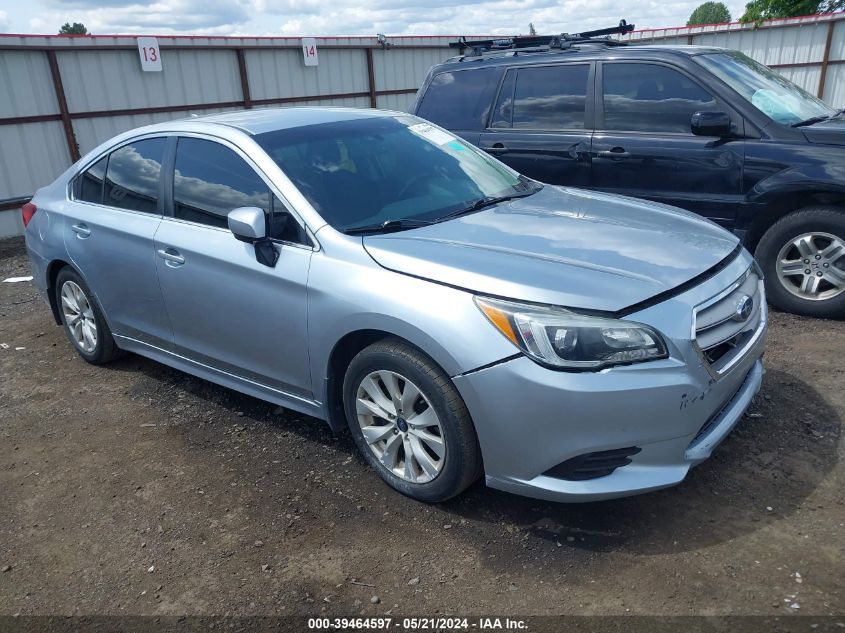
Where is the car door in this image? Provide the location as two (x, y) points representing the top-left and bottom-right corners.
(591, 61), (745, 228)
(478, 63), (593, 187)
(153, 135), (314, 399)
(63, 136), (174, 348)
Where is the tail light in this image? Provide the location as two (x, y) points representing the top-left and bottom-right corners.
(21, 202), (37, 228)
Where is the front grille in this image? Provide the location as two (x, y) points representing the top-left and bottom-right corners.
(543, 447), (642, 481)
(694, 267), (764, 375)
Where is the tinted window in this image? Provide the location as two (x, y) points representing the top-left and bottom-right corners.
(104, 138), (166, 213)
(173, 138), (270, 229)
(490, 70), (516, 128)
(75, 155), (108, 204)
(510, 65), (589, 129)
(416, 68), (501, 130)
(603, 63), (717, 133)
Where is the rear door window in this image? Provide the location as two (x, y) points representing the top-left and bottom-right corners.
(491, 65), (590, 130)
(103, 138), (166, 214)
(602, 63), (717, 133)
(416, 67), (501, 130)
(74, 155), (108, 204)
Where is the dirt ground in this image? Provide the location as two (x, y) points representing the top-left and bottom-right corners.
(1, 235), (843, 620)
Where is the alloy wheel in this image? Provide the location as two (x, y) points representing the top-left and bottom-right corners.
(60, 280), (98, 353)
(355, 370), (446, 484)
(776, 231), (845, 301)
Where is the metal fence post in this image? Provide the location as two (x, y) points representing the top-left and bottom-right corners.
(46, 49), (80, 162)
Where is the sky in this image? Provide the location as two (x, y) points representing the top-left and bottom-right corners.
(0, 1), (750, 37)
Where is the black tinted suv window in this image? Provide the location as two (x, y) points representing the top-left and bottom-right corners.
(602, 63), (717, 133)
(103, 138), (166, 213)
(173, 138), (271, 229)
(507, 64), (589, 130)
(75, 155), (108, 204)
(416, 68), (501, 130)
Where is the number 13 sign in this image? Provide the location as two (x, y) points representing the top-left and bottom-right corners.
(301, 38), (318, 67)
(137, 37), (162, 72)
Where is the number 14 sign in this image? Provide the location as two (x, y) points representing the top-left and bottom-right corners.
(301, 38), (318, 67)
(137, 37), (162, 72)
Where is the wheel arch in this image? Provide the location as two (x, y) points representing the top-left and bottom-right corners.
(46, 259), (73, 325)
(744, 190), (845, 253)
(322, 328), (459, 434)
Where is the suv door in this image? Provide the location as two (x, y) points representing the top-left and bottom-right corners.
(153, 136), (314, 399)
(591, 61), (744, 227)
(478, 63), (593, 187)
(64, 136), (173, 348)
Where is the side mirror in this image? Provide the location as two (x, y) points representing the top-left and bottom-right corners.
(227, 207), (267, 244)
(691, 111), (732, 137)
(227, 207), (279, 268)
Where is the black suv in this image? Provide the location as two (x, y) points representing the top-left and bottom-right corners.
(411, 28), (845, 318)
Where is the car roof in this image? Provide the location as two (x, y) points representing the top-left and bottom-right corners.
(435, 44), (728, 71)
(140, 106), (403, 136)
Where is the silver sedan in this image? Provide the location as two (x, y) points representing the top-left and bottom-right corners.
(23, 107), (766, 503)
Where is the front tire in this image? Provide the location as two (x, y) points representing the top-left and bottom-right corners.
(342, 339), (481, 503)
(756, 207), (845, 318)
(55, 267), (122, 364)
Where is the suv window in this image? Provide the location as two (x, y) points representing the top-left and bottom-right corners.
(74, 155), (108, 204)
(502, 64), (590, 130)
(602, 63), (717, 133)
(173, 137), (307, 244)
(416, 68), (501, 130)
(103, 138), (166, 213)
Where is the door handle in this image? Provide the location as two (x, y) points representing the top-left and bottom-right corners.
(597, 148), (631, 160)
(71, 223), (91, 238)
(486, 143), (509, 156)
(156, 248), (185, 266)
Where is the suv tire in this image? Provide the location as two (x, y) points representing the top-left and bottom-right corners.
(756, 207), (845, 319)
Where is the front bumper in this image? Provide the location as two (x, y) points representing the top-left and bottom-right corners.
(453, 253), (767, 503)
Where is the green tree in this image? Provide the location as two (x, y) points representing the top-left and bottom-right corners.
(58, 22), (88, 35)
(740, 0), (844, 22)
(688, 2), (732, 25)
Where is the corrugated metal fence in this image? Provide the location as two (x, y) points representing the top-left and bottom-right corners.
(0, 34), (465, 235)
(1, 12), (843, 236)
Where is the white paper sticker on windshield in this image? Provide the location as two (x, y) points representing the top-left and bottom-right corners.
(409, 123), (456, 146)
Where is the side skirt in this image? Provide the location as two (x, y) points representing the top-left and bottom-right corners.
(113, 334), (327, 421)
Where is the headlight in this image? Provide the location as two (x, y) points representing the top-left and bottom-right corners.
(475, 297), (668, 370)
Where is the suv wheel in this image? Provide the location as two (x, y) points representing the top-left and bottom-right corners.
(756, 207), (845, 318)
(342, 338), (481, 502)
(55, 267), (123, 364)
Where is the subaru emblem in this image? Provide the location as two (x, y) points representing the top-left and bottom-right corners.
(734, 294), (754, 322)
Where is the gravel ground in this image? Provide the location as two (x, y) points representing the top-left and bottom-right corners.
(0, 236), (843, 619)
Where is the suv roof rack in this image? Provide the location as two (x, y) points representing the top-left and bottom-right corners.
(449, 20), (634, 58)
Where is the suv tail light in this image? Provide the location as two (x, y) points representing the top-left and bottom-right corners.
(21, 202), (37, 228)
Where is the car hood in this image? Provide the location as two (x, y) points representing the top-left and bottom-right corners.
(802, 117), (845, 145)
(363, 186), (740, 312)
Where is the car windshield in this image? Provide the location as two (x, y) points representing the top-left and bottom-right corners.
(254, 115), (534, 232)
(695, 51), (837, 126)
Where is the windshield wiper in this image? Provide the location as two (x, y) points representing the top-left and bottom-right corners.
(791, 114), (833, 128)
(343, 218), (434, 235)
(436, 189), (537, 224)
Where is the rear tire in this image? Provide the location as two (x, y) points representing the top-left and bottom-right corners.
(342, 338), (481, 503)
(756, 207), (845, 319)
(55, 267), (123, 364)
